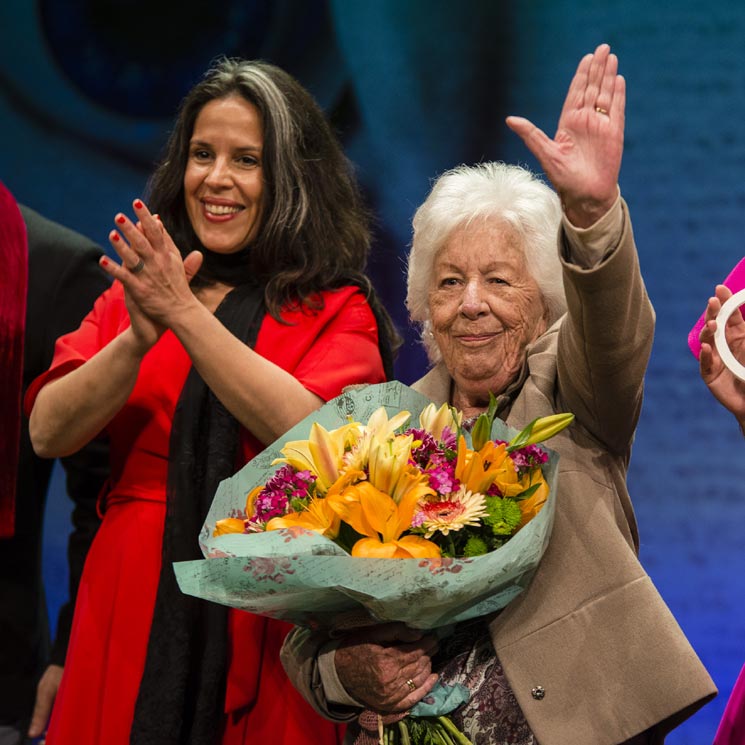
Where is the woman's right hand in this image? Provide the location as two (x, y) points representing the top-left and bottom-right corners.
(121, 285), (165, 354)
(334, 623), (439, 713)
(699, 284), (745, 427)
(100, 200), (203, 350)
(506, 43), (624, 229)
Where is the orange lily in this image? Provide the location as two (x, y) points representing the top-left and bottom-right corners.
(455, 436), (520, 495)
(326, 481), (440, 558)
(517, 471), (550, 528)
(213, 517), (246, 536)
(244, 484), (264, 520)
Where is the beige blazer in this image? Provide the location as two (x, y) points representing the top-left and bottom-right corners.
(281, 200), (716, 745)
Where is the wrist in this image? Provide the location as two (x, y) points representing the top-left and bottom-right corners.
(165, 296), (208, 339)
(562, 188), (619, 229)
(122, 326), (153, 360)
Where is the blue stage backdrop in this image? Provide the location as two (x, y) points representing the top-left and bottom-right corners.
(2, 2), (744, 742)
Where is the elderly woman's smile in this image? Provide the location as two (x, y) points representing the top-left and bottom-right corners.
(428, 219), (548, 413)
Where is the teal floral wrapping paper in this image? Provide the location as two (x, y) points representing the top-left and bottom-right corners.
(174, 382), (559, 631)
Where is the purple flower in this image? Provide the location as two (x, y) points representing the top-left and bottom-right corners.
(427, 466), (458, 496)
(510, 444), (548, 472)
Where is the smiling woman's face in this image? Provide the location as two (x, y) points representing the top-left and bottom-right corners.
(183, 95), (264, 254)
(428, 218), (548, 414)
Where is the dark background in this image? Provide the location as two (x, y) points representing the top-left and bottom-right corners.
(2, 2), (744, 742)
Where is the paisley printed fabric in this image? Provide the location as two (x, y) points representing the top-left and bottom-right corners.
(433, 619), (537, 745)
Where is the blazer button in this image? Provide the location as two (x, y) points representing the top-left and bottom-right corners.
(531, 686), (545, 700)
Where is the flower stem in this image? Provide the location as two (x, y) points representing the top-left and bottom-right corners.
(437, 716), (474, 745)
(398, 720), (411, 745)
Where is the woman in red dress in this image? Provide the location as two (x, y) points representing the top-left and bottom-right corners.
(26, 59), (397, 745)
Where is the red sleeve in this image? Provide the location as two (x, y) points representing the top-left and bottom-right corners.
(255, 287), (387, 403)
(24, 282), (129, 416)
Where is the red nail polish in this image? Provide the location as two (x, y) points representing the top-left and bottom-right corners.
(116, 215), (126, 225)
(133, 199), (144, 209)
(112, 233), (120, 242)
(101, 257), (109, 266)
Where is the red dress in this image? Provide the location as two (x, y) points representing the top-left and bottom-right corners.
(25, 282), (386, 745)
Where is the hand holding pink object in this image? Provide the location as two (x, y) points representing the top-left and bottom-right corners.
(696, 284), (745, 429)
(688, 255), (745, 358)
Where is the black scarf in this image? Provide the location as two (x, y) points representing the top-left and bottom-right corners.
(130, 277), (395, 744)
(130, 280), (266, 745)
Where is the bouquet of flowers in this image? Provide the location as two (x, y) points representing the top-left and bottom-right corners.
(174, 382), (571, 745)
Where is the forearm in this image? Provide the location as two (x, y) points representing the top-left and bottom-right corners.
(29, 328), (144, 457)
(169, 302), (324, 445)
(280, 627), (359, 723)
(558, 198), (655, 450)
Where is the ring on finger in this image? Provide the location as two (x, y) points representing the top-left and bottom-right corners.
(405, 678), (416, 692)
(595, 106), (609, 115)
(128, 257), (146, 275)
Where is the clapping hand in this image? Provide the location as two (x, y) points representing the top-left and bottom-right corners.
(100, 199), (203, 352)
(506, 43), (624, 228)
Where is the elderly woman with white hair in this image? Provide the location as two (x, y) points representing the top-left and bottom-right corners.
(281, 45), (716, 745)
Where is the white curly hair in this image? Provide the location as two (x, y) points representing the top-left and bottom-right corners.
(406, 162), (567, 363)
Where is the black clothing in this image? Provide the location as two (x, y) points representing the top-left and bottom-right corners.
(0, 207), (110, 724)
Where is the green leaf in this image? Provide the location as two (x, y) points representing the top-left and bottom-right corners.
(471, 393), (498, 450)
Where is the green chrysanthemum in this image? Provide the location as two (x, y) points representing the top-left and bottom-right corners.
(483, 496), (522, 536)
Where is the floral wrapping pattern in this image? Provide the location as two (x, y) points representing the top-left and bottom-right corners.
(431, 619), (537, 745)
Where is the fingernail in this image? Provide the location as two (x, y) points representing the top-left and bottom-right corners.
(133, 199), (144, 210)
(111, 233), (120, 242)
(153, 213), (161, 221)
(101, 256), (109, 266)
(116, 215), (126, 225)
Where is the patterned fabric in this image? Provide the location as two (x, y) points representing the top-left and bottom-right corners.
(433, 620), (537, 745)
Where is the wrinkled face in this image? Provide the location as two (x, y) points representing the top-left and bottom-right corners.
(184, 95), (264, 254)
(428, 219), (548, 412)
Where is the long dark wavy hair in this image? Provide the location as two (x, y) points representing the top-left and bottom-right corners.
(147, 57), (396, 342)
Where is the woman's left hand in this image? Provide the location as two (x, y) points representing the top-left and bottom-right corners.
(506, 43), (624, 228)
(334, 623), (440, 713)
(102, 199), (204, 327)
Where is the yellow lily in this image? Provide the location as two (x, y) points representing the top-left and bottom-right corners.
(364, 406), (412, 439)
(326, 481), (440, 558)
(274, 421), (360, 494)
(213, 517), (246, 537)
(345, 407), (412, 470)
(265, 496), (341, 538)
(418, 402), (462, 440)
(367, 432), (417, 500)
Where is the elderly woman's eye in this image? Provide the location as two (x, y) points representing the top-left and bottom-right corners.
(238, 154), (260, 167)
(192, 149), (211, 161)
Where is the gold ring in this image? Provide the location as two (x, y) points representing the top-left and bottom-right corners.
(595, 106), (609, 115)
(128, 258), (145, 275)
(405, 678), (416, 692)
